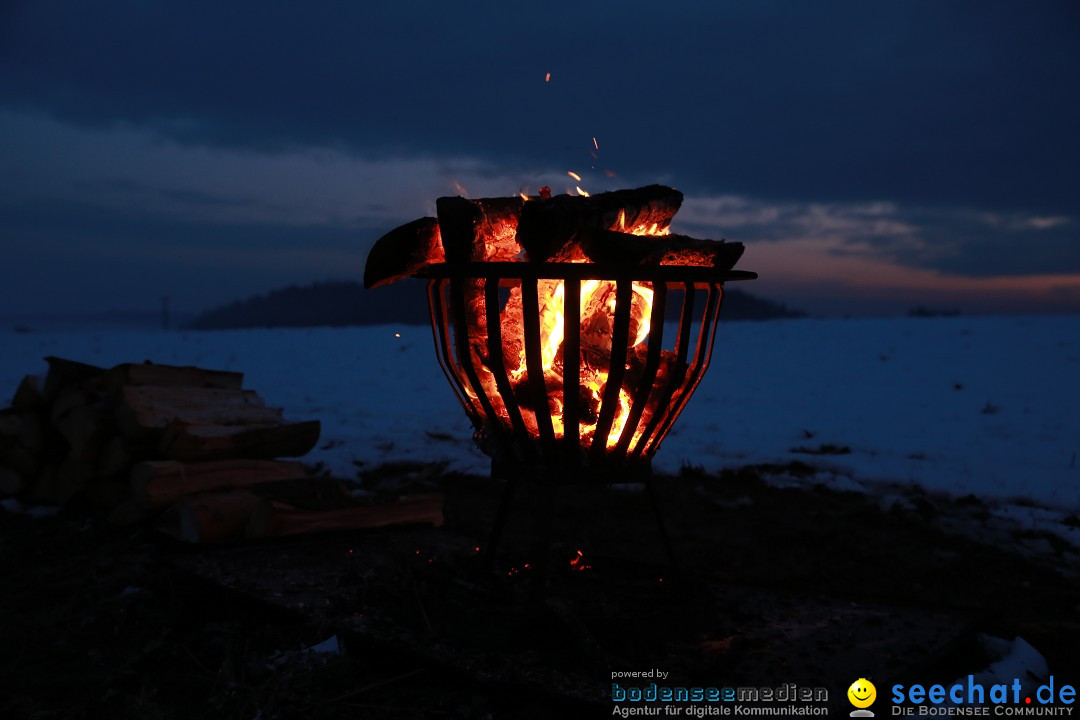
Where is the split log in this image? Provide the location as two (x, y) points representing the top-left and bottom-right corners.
(517, 185), (684, 262)
(578, 228), (745, 270)
(436, 196), (524, 263)
(364, 217), (444, 289)
(50, 386), (91, 425)
(0, 442), (39, 479)
(52, 457), (94, 503)
(157, 490), (264, 543)
(131, 459), (309, 510)
(97, 435), (147, 478)
(0, 466), (24, 496)
(107, 498), (147, 526)
(43, 356), (106, 401)
(11, 375), (44, 412)
(116, 386), (283, 439)
(105, 362), (244, 395)
(247, 493), (444, 538)
(16, 411), (45, 455)
(160, 420), (321, 462)
(55, 404), (110, 460)
(83, 475), (129, 511)
(0, 411), (20, 441)
(249, 476), (351, 510)
(29, 464), (57, 505)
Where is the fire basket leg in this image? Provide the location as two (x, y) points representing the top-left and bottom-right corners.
(481, 472), (519, 570)
(645, 476), (678, 569)
(529, 481), (557, 600)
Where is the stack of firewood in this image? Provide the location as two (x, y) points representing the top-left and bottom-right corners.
(0, 357), (442, 541)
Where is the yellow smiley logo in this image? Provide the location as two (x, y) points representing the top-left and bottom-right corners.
(848, 678), (877, 708)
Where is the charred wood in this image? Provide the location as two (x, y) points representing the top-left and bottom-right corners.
(436, 196), (524, 263)
(364, 217), (445, 289)
(578, 228), (744, 270)
(517, 185), (683, 261)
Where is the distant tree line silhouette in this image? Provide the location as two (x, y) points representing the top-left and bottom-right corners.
(188, 281), (804, 330)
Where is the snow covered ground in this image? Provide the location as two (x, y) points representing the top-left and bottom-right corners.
(2, 315), (1078, 539)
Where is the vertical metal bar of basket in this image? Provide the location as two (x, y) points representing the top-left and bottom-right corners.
(520, 275), (558, 460)
(448, 275), (504, 451)
(427, 278), (482, 429)
(483, 277), (535, 463)
(590, 279), (634, 461)
(652, 283), (722, 454)
(613, 282), (667, 458)
(562, 277), (581, 465)
(631, 282), (696, 460)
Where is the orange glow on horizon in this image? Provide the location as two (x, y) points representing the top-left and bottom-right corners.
(743, 238), (1080, 313)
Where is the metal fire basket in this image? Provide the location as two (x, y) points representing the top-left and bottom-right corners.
(424, 262), (755, 474)
(422, 260), (756, 568)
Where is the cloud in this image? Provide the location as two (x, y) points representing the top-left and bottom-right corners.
(678, 194), (1079, 278)
(676, 195), (1080, 314)
(2, 1), (1078, 214)
(1, 107), (1078, 317)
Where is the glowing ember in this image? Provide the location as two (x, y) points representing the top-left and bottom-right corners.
(569, 550), (591, 571)
(567, 171), (582, 181)
(497, 218), (667, 448)
(365, 183), (754, 467)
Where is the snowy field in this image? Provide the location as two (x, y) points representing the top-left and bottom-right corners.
(2, 314), (1078, 538)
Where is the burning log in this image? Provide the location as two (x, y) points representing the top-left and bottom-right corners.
(366, 184), (737, 289)
(578, 229), (745, 270)
(516, 184), (684, 262)
(364, 217), (444, 289)
(436, 196), (524, 263)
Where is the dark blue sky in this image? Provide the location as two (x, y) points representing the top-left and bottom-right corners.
(2, 0), (1078, 318)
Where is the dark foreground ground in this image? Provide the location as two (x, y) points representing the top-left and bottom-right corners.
(2, 462), (1078, 719)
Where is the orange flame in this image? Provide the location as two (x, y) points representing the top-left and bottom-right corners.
(575, 186), (590, 197)
(481, 206), (670, 451)
(508, 276), (655, 448)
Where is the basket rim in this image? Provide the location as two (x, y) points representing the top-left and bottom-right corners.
(414, 261), (757, 283)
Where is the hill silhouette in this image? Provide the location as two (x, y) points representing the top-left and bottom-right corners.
(188, 280), (804, 330)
